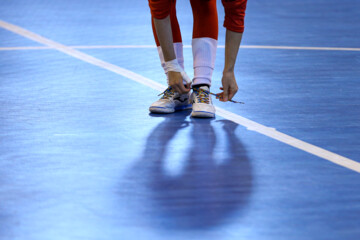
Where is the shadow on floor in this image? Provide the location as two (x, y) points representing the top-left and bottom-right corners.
(125, 110), (253, 230)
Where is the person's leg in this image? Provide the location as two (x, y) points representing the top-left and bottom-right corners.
(148, 0), (191, 114)
(190, 0), (218, 87)
(189, 0), (218, 118)
(221, 0), (247, 33)
(149, 0), (184, 84)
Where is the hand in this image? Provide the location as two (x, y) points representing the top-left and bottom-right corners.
(216, 71), (238, 102)
(168, 71), (191, 94)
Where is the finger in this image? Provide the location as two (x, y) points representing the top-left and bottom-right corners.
(217, 92), (225, 102)
(178, 83), (190, 94)
(228, 88), (238, 101)
(222, 88), (229, 102)
(179, 84), (191, 93)
(172, 85), (181, 94)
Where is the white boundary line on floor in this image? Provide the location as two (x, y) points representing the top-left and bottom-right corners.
(0, 46), (51, 50)
(1, 44), (360, 51)
(1, 19), (359, 173)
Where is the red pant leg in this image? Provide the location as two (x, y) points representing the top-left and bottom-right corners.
(190, 0), (218, 40)
(222, 0), (248, 33)
(149, 0), (182, 46)
(148, 0), (171, 19)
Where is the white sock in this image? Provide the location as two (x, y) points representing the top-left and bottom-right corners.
(192, 37), (217, 87)
(157, 43), (184, 84)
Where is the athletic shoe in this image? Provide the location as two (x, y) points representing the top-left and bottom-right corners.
(191, 85), (215, 118)
(149, 87), (192, 113)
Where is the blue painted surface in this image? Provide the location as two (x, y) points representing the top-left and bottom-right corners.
(1, 0), (360, 240)
(0, 29), (42, 47)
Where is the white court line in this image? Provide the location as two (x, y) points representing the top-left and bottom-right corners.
(0, 46), (52, 50)
(1, 44), (360, 51)
(1, 19), (359, 173)
(238, 45), (360, 51)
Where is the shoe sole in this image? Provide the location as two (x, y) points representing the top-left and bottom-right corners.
(149, 104), (192, 114)
(191, 110), (215, 118)
(149, 106), (174, 113)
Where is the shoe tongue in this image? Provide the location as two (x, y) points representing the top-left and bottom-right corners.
(198, 85), (209, 91)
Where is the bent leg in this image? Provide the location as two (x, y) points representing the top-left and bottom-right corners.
(149, 0), (184, 84)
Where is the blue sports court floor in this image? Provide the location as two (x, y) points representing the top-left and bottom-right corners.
(0, 0), (360, 239)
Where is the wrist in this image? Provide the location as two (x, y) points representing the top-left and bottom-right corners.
(165, 59), (191, 85)
(223, 67), (234, 74)
(164, 59), (181, 73)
